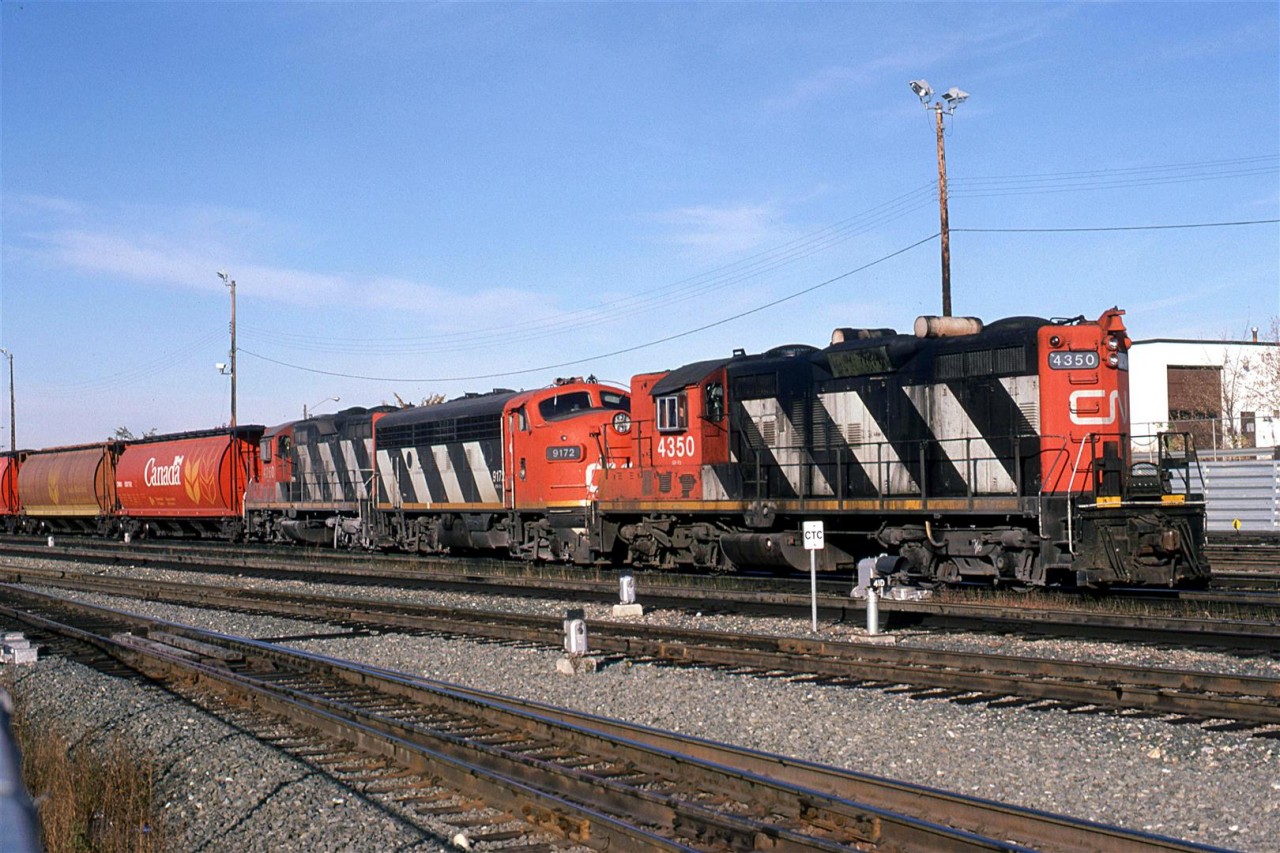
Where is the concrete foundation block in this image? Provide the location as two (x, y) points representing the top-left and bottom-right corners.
(3, 646), (37, 665)
(555, 655), (599, 675)
(610, 603), (645, 618)
(852, 633), (898, 645)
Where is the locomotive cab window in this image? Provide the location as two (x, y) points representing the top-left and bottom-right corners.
(600, 391), (630, 411)
(276, 435), (292, 458)
(656, 393), (688, 433)
(260, 439), (272, 463)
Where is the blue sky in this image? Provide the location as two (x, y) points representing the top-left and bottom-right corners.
(2, 1), (1277, 447)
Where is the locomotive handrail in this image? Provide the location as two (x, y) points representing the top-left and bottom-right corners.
(1063, 432), (1096, 556)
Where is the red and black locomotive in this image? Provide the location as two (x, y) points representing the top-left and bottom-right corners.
(0, 307), (1208, 587)
(594, 308), (1206, 587)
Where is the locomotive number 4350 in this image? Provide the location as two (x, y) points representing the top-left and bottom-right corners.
(656, 435), (696, 459)
(1047, 350), (1099, 370)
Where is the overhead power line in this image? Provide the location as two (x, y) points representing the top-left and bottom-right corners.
(240, 214), (1278, 384)
(36, 330), (225, 398)
(239, 234), (940, 383)
(242, 155), (1278, 357)
(953, 219), (1280, 233)
(242, 181), (940, 356)
(949, 155), (1279, 199)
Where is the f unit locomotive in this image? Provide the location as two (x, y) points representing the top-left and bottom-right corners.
(1, 307), (1208, 588)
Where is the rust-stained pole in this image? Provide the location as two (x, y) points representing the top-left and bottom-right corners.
(909, 80), (967, 319)
(934, 105), (952, 318)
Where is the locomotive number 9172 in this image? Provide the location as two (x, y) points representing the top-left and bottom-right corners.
(1048, 350), (1100, 370)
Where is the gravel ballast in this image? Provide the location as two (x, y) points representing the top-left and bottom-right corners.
(4, 560), (1279, 851)
(6, 656), (451, 852)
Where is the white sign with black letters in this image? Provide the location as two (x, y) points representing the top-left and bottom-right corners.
(803, 520), (824, 631)
(803, 520), (825, 551)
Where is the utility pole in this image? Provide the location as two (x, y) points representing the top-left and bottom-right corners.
(909, 80), (969, 317)
(934, 104), (952, 318)
(216, 271), (240, 531)
(217, 271), (237, 430)
(0, 348), (13, 453)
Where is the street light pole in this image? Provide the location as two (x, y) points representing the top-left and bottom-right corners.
(303, 396), (340, 419)
(217, 272), (237, 431)
(910, 80), (969, 318)
(216, 271), (241, 534)
(0, 348), (13, 454)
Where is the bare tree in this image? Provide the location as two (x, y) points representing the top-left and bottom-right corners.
(386, 392), (446, 409)
(112, 426), (158, 441)
(1201, 318), (1280, 449)
(1240, 317), (1280, 446)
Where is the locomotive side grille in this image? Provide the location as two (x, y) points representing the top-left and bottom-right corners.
(843, 423), (863, 446)
(993, 345), (1026, 373)
(1019, 401), (1041, 433)
(791, 399), (808, 445)
(809, 399), (828, 447)
(378, 413), (502, 449)
(936, 352), (964, 380)
(759, 417), (777, 447)
(967, 349), (994, 375)
(936, 346), (1027, 380)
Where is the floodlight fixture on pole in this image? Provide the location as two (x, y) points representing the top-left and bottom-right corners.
(909, 79), (969, 317)
(303, 396), (340, 419)
(0, 348), (13, 454)
(909, 79), (933, 102)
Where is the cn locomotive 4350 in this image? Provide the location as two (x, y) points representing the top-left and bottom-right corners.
(0, 307), (1209, 588)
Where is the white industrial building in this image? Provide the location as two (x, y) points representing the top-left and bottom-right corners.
(1128, 336), (1279, 453)
(1127, 335), (1278, 534)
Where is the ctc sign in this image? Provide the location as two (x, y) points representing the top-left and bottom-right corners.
(803, 520), (825, 551)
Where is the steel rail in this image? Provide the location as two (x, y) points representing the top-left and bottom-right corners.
(1, 548), (1278, 652)
(0, 586), (1227, 853)
(1, 602), (675, 850)
(3, 569), (1278, 726)
(0, 589), (1056, 852)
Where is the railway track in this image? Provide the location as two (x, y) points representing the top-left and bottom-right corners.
(0, 584), (1231, 852)
(1204, 542), (1280, 574)
(4, 567), (1278, 726)
(8, 535), (1280, 600)
(2, 542), (1278, 653)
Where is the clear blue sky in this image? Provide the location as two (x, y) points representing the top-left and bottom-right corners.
(2, 1), (1277, 447)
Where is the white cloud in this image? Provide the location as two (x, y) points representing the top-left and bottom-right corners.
(652, 202), (792, 259)
(7, 199), (551, 315)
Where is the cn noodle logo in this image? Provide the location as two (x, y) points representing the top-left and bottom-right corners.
(1068, 390), (1122, 426)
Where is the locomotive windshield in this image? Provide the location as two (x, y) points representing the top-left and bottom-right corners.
(539, 390), (630, 420)
(539, 391), (593, 420)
